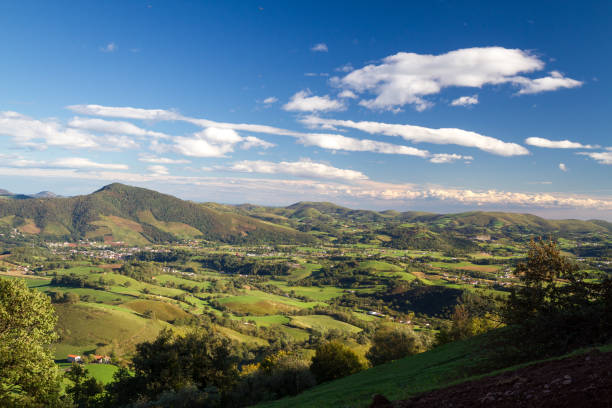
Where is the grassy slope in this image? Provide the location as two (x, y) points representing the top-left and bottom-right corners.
(258, 335), (490, 408)
(53, 302), (172, 359)
(0, 183), (315, 244)
(259, 332), (612, 408)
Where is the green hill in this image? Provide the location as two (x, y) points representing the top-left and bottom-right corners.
(258, 332), (612, 408)
(0, 183), (315, 245)
(258, 334), (493, 408)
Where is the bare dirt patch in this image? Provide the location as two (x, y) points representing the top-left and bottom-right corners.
(389, 349), (612, 408)
(18, 221), (41, 234)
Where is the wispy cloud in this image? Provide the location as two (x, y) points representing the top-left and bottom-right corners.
(559, 163), (568, 172)
(66, 104), (525, 159)
(262, 96), (278, 104)
(220, 159), (368, 181)
(429, 153), (473, 164)
(100, 42), (117, 53)
(283, 90), (346, 112)
(451, 95), (479, 107)
(301, 116), (529, 156)
(138, 154), (190, 164)
(578, 151), (612, 165)
(0, 167), (609, 211)
(68, 117), (169, 138)
(526, 137), (596, 149)
(311, 43), (328, 52)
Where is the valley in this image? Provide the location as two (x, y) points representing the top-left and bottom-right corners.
(0, 184), (610, 406)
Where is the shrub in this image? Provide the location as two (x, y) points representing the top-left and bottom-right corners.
(310, 341), (364, 383)
(366, 327), (425, 366)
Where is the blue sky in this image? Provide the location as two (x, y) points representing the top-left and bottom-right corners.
(0, 1), (611, 219)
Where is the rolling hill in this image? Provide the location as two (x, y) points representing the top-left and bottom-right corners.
(0, 183), (315, 245)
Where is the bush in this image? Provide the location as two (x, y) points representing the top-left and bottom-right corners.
(310, 341), (364, 383)
(230, 352), (315, 405)
(366, 327), (425, 366)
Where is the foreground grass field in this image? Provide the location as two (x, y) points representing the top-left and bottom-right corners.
(258, 335), (491, 408)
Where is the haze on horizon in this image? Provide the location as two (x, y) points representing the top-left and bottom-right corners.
(1, 1), (611, 220)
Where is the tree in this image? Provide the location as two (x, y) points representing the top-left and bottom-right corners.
(504, 239), (581, 324)
(65, 363), (103, 408)
(502, 239), (612, 358)
(310, 341), (364, 383)
(366, 327), (425, 366)
(0, 278), (63, 406)
(105, 328), (239, 406)
(436, 291), (502, 345)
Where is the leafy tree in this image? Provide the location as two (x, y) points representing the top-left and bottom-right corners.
(436, 291), (502, 345)
(0, 278), (62, 407)
(105, 328), (238, 406)
(310, 341), (364, 383)
(366, 327), (425, 366)
(65, 363), (104, 408)
(230, 351), (315, 406)
(505, 239), (581, 324)
(502, 239), (612, 358)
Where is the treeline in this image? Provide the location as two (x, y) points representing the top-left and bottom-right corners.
(199, 254), (291, 276)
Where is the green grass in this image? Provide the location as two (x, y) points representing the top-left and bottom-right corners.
(53, 302), (172, 359)
(270, 280), (345, 301)
(289, 315), (362, 334)
(360, 260), (403, 272)
(83, 364), (119, 384)
(214, 325), (269, 346)
(217, 290), (322, 315)
(153, 274), (211, 290)
(258, 334), (490, 408)
(236, 314), (291, 326)
(286, 262), (322, 281)
(123, 299), (192, 322)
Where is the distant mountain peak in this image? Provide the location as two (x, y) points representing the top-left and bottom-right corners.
(0, 189), (12, 196)
(32, 191), (58, 198)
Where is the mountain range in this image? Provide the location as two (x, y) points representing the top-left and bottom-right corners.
(0, 183), (610, 245)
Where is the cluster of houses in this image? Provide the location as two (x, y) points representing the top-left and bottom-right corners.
(67, 354), (111, 364)
(48, 241), (142, 261)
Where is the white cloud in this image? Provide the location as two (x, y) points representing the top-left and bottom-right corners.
(50, 157), (128, 170)
(559, 163), (568, 172)
(66, 103), (519, 159)
(338, 90), (358, 99)
(297, 133), (429, 157)
(0, 111), (100, 149)
(335, 63), (354, 73)
(147, 165), (169, 175)
(262, 97), (278, 104)
(223, 159), (368, 181)
(68, 117), (168, 138)
(138, 154), (190, 164)
(100, 42), (117, 52)
(301, 116), (529, 156)
(578, 151), (612, 165)
(311, 43), (328, 52)
(67, 104), (181, 121)
(451, 95), (479, 107)
(173, 127), (249, 158)
(0, 166), (609, 211)
(283, 90), (345, 112)
(429, 153), (473, 164)
(525, 137), (596, 149)
(336, 47), (581, 111)
(516, 71), (583, 94)
(241, 136), (275, 150)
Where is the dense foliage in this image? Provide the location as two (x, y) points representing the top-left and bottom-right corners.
(0, 278), (63, 407)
